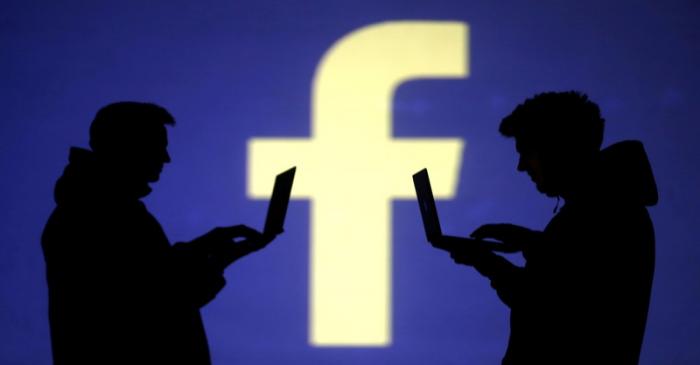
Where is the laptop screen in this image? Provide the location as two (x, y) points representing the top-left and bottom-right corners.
(413, 168), (442, 242)
(263, 166), (296, 235)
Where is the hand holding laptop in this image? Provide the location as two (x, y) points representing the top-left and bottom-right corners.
(431, 235), (521, 254)
(191, 224), (275, 270)
(470, 223), (541, 252)
(191, 224), (268, 251)
(192, 166), (296, 270)
(412, 168), (523, 254)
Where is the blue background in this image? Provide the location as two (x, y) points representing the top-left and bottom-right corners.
(2, 1), (699, 363)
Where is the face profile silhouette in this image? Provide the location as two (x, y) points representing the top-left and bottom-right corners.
(514, 143), (548, 195)
(88, 101), (174, 188)
(501, 92), (605, 199)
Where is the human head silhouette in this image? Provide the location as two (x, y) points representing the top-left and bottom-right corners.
(89, 102), (174, 185)
(499, 91), (605, 198)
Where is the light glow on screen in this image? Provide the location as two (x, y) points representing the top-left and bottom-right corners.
(248, 21), (468, 346)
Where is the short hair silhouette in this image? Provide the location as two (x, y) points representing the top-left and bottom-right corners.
(89, 101), (175, 154)
(499, 91), (605, 160)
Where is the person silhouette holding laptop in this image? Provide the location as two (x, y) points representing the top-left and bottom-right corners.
(41, 102), (288, 364)
(420, 92), (657, 364)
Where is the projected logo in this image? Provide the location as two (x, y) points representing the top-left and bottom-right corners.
(248, 21), (468, 346)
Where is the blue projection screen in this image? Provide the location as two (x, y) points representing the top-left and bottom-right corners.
(2, 1), (699, 364)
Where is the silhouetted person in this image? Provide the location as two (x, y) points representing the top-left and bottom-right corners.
(434, 92), (657, 364)
(41, 102), (275, 364)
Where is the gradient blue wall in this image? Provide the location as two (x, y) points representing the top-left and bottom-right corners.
(2, 1), (699, 363)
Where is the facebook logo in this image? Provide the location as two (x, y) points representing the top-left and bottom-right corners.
(248, 21), (468, 346)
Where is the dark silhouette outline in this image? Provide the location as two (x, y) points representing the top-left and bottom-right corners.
(41, 102), (276, 364)
(431, 91), (657, 364)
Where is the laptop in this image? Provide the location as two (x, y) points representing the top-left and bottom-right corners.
(413, 168), (443, 243)
(412, 168), (516, 253)
(263, 166), (296, 236)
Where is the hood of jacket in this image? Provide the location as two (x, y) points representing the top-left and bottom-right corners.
(596, 140), (658, 207)
(54, 147), (152, 206)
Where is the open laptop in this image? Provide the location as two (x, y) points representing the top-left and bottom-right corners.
(412, 168), (517, 253)
(263, 166), (296, 236)
(413, 168), (443, 243)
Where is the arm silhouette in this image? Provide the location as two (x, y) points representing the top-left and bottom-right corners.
(432, 224), (543, 308)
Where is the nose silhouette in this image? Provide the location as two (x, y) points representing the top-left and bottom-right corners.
(164, 150), (171, 164)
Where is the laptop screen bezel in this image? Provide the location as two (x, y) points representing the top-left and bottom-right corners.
(263, 166), (296, 235)
(413, 168), (442, 242)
